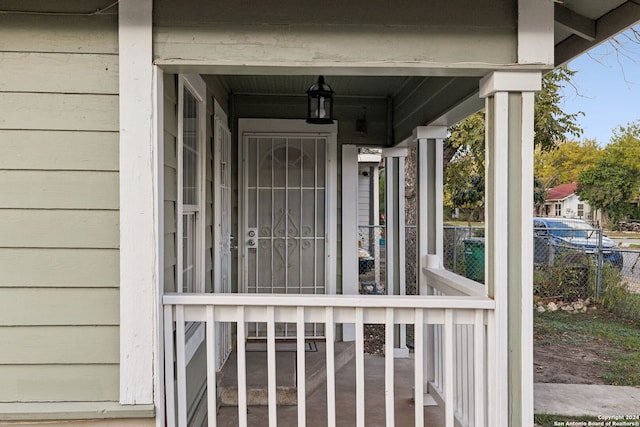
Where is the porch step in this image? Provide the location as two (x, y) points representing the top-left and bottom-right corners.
(218, 341), (355, 406)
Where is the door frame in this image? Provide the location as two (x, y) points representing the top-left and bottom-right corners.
(237, 119), (338, 295)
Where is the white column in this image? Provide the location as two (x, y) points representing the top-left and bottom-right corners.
(415, 126), (447, 290)
(480, 71), (541, 427)
(414, 125), (446, 404)
(342, 145), (359, 341)
(382, 147), (409, 357)
(119, 0), (156, 405)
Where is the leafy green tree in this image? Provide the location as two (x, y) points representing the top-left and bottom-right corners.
(577, 157), (638, 227)
(534, 139), (602, 188)
(444, 68), (583, 217)
(533, 67), (584, 152)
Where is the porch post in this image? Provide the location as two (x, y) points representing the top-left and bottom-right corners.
(415, 126), (447, 286)
(118, 0), (157, 406)
(414, 125), (446, 401)
(480, 71), (541, 427)
(382, 147), (409, 357)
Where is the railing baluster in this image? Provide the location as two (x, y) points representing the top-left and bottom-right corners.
(385, 308), (395, 427)
(163, 305), (176, 427)
(161, 293), (495, 427)
(325, 306), (336, 427)
(296, 307), (306, 427)
(176, 305), (188, 427)
(444, 309), (454, 427)
(267, 306), (277, 426)
(206, 306), (217, 427)
(466, 325), (474, 426)
(355, 307), (365, 427)
(474, 310), (486, 427)
(237, 306), (248, 427)
(414, 308), (424, 427)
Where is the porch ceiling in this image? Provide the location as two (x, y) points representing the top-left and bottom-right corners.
(200, 0), (639, 144)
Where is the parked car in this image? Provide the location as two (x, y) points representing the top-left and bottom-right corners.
(533, 217), (623, 269)
(358, 247), (375, 274)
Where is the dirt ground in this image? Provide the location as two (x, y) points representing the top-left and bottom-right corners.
(534, 342), (609, 384)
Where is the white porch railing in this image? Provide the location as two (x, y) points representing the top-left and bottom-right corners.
(425, 262), (490, 427)
(163, 279), (494, 427)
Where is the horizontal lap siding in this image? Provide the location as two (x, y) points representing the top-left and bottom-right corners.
(0, 13), (120, 403)
(164, 73), (178, 293)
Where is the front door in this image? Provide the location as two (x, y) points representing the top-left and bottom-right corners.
(240, 120), (337, 337)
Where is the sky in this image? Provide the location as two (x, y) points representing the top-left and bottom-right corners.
(560, 26), (640, 146)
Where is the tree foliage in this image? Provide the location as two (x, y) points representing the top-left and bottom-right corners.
(576, 121), (640, 226)
(534, 139), (601, 188)
(444, 68), (583, 216)
(533, 67), (584, 152)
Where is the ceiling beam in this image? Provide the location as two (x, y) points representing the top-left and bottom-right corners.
(555, 1), (640, 66)
(554, 3), (596, 42)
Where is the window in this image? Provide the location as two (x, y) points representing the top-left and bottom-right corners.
(177, 74), (207, 361)
(180, 84), (203, 294)
(555, 203), (562, 217)
(577, 203), (584, 218)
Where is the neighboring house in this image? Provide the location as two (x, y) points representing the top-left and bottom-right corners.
(1, 1), (638, 427)
(541, 182), (594, 220)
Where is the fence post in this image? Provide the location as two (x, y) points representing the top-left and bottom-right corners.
(596, 227), (603, 298)
(453, 227), (458, 274)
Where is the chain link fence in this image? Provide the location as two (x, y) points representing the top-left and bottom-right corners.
(356, 225), (420, 296)
(442, 221), (640, 299)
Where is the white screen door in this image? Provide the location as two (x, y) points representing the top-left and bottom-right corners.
(213, 104), (233, 368)
(242, 133), (329, 337)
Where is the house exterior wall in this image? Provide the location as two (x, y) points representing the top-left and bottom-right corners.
(563, 194), (592, 219)
(0, 12), (121, 406)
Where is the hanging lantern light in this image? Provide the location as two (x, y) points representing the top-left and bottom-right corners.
(306, 76), (334, 124)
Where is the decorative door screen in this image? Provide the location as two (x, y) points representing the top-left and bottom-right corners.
(243, 135), (328, 337)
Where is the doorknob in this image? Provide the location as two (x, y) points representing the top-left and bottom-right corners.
(246, 228), (258, 248)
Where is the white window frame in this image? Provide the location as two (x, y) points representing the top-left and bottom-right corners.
(177, 74), (207, 362)
(554, 203), (562, 217)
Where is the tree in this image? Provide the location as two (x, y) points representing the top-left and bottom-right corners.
(445, 147), (484, 225)
(533, 67), (584, 152)
(444, 68), (583, 217)
(577, 157), (638, 227)
(576, 121), (640, 226)
(534, 139), (601, 188)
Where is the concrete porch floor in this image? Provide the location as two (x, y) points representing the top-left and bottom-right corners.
(214, 343), (445, 427)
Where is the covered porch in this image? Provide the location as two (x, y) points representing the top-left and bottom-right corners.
(157, 65), (539, 426)
(114, 0), (586, 426)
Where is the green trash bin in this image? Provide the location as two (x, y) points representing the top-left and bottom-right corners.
(463, 238), (485, 284)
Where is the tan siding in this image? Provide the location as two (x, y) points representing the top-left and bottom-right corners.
(164, 133), (177, 168)
(0, 15), (118, 54)
(0, 326), (119, 364)
(165, 166), (178, 201)
(0, 12), (121, 408)
(0, 171), (119, 209)
(164, 74), (178, 296)
(164, 201), (177, 234)
(0, 93), (118, 132)
(164, 236), (176, 268)
(0, 249), (118, 288)
(0, 365), (119, 402)
(0, 52), (118, 94)
(0, 210), (119, 248)
(164, 266), (176, 292)
(0, 288), (119, 326)
(0, 130), (118, 171)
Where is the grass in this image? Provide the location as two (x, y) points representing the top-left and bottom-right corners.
(534, 309), (640, 386)
(534, 414), (599, 426)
